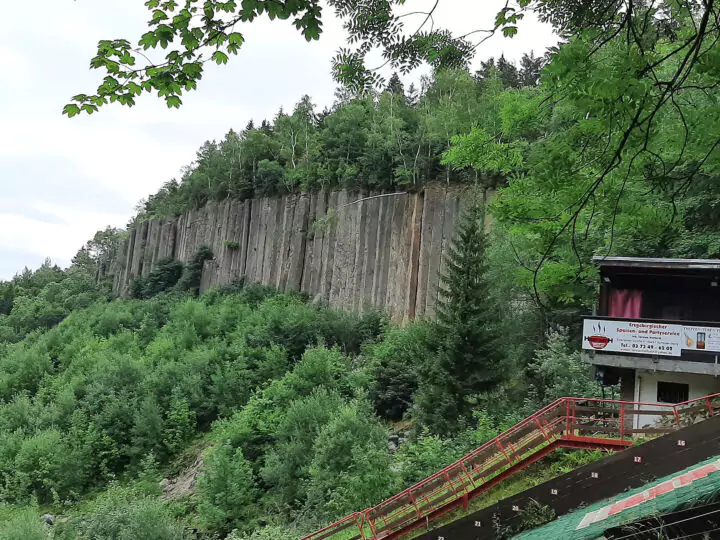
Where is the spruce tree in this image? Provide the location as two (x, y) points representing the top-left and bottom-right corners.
(417, 202), (504, 433)
(386, 72), (405, 96)
(519, 52), (544, 87)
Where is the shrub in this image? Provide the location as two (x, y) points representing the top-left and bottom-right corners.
(369, 321), (440, 421)
(261, 389), (346, 509)
(306, 399), (398, 520)
(197, 445), (258, 534)
(227, 525), (300, 540)
(0, 507), (47, 540)
(73, 486), (187, 540)
(130, 258), (184, 299)
(524, 330), (607, 411)
(176, 246), (213, 294)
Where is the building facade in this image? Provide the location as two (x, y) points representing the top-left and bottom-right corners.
(583, 257), (720, 428)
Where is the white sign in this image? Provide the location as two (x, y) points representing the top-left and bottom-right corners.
(681, 325), (720, 353)
(584, 319), (720, 356)
(583, 319), (682, 357)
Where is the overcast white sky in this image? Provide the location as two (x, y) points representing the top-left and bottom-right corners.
(0, 0), (556, 279)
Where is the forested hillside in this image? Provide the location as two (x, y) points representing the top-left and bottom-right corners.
(0, 240), (598, 539)
(135, 55), (542, 220)
(2, 0), (720, 537)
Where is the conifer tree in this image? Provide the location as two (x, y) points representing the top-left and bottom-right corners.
(259, 119), (273, 136)
(386, 72), (405, 97)
(417, 202), (504, 433)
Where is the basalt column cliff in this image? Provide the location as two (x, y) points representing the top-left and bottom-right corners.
(111, 184), (476, 323)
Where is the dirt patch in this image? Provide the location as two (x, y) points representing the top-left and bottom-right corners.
(161, 455), (204, 501)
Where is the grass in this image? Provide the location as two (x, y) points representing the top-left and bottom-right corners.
(311, 447), (610, 540)
(404, 449), (610, 539)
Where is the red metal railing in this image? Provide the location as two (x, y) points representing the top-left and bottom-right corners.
(302, 393), (720, 540)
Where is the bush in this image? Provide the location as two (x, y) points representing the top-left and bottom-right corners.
(524, 330), (606, 411)
(306, 399), (398, 520)
(261, 389), (346, 509)
(227, 525), (300, 540)
(369, 321), (440, 421)
(177, 246), (213, 294)
(197, 445), (258, 534)
(130, 258), (184, 299)
(71, 486), (187, 540)
(0, 507), (47, 540)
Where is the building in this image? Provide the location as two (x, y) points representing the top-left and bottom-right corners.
(583, 257), (720, 427)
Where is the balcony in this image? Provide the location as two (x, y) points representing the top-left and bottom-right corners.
(583, 257), (720, 376)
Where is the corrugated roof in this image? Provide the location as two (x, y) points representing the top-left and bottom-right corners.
(593, 257), (720, 270)
(514, 455), (720, 540)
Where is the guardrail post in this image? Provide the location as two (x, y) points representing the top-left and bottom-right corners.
(408, 490), (421, 518)
(355, 514), (367, 540)
(443, 471), (459, 497)
(365, 510), (378, 539)
(565, 399), (571, 436)
(673, 405), (681, 428)
(620, 403), (625, 440)
(706, 397), (715, 416)
(495, 439), (513, 465)
(535, 417), (551, 443)
(459, 461), (477, 489)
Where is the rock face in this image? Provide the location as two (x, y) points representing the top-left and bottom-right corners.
(111, 184), (477, 323)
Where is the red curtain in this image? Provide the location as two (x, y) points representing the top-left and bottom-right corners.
(609, 289), (642, 319)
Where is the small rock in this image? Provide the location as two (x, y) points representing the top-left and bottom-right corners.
(160, 478), (171, 490)
(41, 514), (54, 526)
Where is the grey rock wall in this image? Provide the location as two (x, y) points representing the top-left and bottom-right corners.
(111, 184), (476, 323)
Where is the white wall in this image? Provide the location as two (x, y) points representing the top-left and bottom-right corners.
(633, 370), (720, 428)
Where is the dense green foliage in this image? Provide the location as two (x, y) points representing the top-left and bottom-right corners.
(416, 203), (504, 433)
(130, 246), (214, 299)
(0, 252), (594, 537)
(135, 62), (542, 219)
(8, 0), (720, 536)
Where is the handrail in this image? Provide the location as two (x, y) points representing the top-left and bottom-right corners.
(302, 393), (720, 540)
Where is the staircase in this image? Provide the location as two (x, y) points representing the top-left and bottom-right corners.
(302, 393), (720, 540)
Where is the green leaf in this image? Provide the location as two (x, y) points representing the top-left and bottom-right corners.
(181, 62), (203, 77)
(152, 9), (169, 22)
(127, 82), (143, 95)
(212, 51), (229, 65)
(227, 32), (244, 46)
(166, 95), (182, 108)
(139, 31), (160, 49)
(63, 104), (81, 117)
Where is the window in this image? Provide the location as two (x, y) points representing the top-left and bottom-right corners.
(657, 381), (689, 404)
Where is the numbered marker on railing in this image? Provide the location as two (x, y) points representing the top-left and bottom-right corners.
(512, 505), (520, 512)
(678, 440), (686, 447)
(591, 472), (599, 479)
(634, 456), (642, 463)
(474, 521), (482, 528)
(550, 489), (558, 495)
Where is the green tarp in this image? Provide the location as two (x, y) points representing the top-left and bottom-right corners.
(514, 455), (720, 540)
